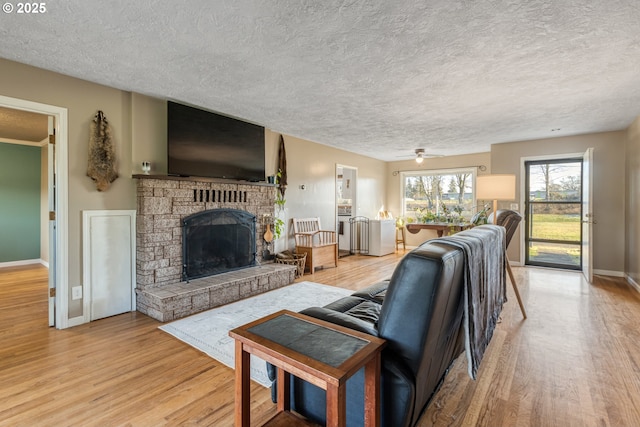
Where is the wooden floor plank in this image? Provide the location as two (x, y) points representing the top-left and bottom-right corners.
(2, 256), (640, 426)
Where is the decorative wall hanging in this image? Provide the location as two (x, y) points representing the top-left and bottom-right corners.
(277, 134), (287, 198)
(87, 110), (118, 191)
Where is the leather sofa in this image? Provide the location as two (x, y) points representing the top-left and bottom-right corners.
(268, 235), (470, 427)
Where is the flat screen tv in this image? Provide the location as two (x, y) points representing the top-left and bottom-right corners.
(167, 101), (265, 182)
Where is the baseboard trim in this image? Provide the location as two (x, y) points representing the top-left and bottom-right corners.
(625, 275), (640, 294)
(0, 259), (43, 268)
(66, 315), (87, 328)
(593, 269), (624, 278)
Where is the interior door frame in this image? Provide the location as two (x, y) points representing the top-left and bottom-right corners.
(335, 164), (358, 218)
(0, 95), (69, 329)
(519, 152), (586, 268)
(47, 116), (55, 326)
(335, 164), (358, 250)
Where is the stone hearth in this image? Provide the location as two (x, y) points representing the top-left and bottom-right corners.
(134, 175), (295, 321)
(137, 263), (294, 322)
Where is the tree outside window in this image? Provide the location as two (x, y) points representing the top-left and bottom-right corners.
(402, 168), (475, 222)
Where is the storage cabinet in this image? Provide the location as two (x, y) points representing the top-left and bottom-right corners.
(369, 219), (395, 256)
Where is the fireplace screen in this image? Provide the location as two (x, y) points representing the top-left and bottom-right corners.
(182, 209), (257, 281)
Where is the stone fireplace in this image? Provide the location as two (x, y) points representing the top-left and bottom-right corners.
(134, 176), (295, 322)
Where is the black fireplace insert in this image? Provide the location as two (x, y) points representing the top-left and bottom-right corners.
(182, 209), (257, 281)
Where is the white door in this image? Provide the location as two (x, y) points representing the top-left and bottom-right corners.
(581, 148), (594, 283)
(83, 211), (136, 321)
(47, 117), (56, 327)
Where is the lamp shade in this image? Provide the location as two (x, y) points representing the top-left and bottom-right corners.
(476, 174), (516, 200)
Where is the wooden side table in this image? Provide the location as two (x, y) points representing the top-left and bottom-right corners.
(229, 309), (386, 427)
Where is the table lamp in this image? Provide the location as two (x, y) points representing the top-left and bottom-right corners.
(476, 174), (516, 223)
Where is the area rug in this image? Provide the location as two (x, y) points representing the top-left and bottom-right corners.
(159, 281), (352, 387)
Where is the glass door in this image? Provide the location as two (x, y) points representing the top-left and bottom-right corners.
(524, 159), (583, 269)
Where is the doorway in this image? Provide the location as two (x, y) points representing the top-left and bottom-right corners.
(524, 158), (583, 269)
(0, 95), (69, 328)
(336, 165), (357, 257)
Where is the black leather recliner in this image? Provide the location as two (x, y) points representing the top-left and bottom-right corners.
(268, 238), (467, 427)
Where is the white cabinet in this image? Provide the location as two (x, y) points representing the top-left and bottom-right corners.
(369, 220), (395, 256)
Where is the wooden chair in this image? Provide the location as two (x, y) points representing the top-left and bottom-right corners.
(490, 209), (527, 319)
(292, 217), (338, 273)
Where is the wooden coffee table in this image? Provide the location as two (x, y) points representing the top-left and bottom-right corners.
(229, 309), (386, 427)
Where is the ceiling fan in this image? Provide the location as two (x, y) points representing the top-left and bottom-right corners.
(396, 148), (444, 164)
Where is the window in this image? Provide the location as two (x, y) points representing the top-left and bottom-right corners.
(401, 168), (476, 222)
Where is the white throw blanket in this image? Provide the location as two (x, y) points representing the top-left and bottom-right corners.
(431, 225), (506, 379)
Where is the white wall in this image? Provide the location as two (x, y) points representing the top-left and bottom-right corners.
(265, 130), (387, 252)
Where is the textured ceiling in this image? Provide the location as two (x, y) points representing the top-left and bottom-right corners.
(0, 107), (48, 143)
(1, 0), (639, 160)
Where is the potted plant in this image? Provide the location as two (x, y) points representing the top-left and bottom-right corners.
(273, 216), (285, 240)
(470, 203), (490, 226)
(262, 213), (285, 261)
(415, 208), (436, 223)
(452, 205), (464, 223)
(274, 169), (286, 212)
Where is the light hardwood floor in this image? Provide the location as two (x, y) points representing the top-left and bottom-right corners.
(1, 254), (640, 426)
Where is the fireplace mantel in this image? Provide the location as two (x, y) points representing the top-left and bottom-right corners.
(133, 174), (275, 187)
